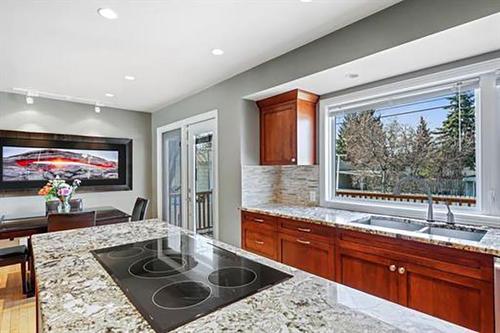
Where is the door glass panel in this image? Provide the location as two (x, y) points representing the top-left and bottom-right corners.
(162, 129), (182, 226)
(194, 132), (213, 237)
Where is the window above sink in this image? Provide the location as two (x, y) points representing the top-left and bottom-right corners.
(327, 80), (479, 208)
(319, 60), (500, 227)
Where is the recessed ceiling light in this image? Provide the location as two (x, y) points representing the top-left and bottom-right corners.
(211, 48), (224, 56)
(26, 96), (34, 105)
(105, 93), (114, 97)
(124, 75), (136, 81)
(300, 0), (313, 3)
(346, 73), (359, 79)
(95, 104), (101, 113)
(97, 8), (118, 20)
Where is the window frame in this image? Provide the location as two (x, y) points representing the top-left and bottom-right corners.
(319, 59), (500, 227)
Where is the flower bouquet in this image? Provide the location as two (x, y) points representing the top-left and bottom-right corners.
(38, 177), (81, 213)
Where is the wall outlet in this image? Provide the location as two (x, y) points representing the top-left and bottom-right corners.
(309, 191), (317, 202)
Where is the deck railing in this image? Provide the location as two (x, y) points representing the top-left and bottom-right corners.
(167, 191), (213, 234)
(336, 189), (476, 207)
(168, 192), (182, 226)
(196, 190), (213, 235)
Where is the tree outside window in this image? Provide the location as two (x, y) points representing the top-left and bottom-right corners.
(334, 90), (476, 206)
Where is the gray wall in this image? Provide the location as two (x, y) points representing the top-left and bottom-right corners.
(0, 92), (152, 217)
(152, 0), (500, 247)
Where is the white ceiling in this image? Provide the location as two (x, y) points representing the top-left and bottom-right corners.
(245, 12), (500, 101)
(0, 0), (399, 112)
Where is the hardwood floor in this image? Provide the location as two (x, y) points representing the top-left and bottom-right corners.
(0, 265), (36, 333)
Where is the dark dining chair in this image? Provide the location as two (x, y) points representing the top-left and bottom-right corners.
(0, 245), (28, 294)
(131, 197), (149, 221)
(47, 211), (96, 232)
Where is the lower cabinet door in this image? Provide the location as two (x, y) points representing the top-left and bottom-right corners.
(336, 248), (399, 303)
(399, 263), (494, 333)
(242, 227), (278, 260)
(279, 233), (334, 280)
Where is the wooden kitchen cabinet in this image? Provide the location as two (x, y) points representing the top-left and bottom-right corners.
(257, 89), (318, 165)
(241, 212), (278, 260)
(278, 217), (335, 279)
(336, 229), (494, 333)
(241, 211), (495, 332)
(278, 231), (334, 280)
(401, 262), (493, 332)
(336, 247), (399, 303)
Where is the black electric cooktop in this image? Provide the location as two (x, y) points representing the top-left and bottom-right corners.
(91, 234), (292, 332)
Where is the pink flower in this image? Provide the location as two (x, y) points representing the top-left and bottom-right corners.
(57, 187), (72, 197)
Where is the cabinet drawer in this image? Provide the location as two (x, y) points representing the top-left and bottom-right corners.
(279, 232), (334, 280)
(242, 228), (278, 260)
(242, 211), (276, 231)
(279, 218), (333, 243)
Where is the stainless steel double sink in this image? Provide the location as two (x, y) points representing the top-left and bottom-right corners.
(354, 216), (487, 242)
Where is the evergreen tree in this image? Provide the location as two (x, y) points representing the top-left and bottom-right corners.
(413, 116), (432, 177)
(435, 92), (476, 170)
(336, 116), (348, 157)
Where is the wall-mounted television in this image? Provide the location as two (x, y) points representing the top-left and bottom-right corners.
(0, 130), (132, 194)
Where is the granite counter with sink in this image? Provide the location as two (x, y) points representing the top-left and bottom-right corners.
(241, 203), (500, 256)
(32, 219), (472, 333)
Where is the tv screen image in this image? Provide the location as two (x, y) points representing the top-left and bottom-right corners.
(2, 146), (119, 182)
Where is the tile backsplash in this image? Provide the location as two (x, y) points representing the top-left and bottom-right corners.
(242, 165), (319, 206)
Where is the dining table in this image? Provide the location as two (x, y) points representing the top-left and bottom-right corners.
(0, 205), (131, 296)
(0, 206), (131, 240)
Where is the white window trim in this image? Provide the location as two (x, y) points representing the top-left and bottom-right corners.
(319, 59), (500, 227)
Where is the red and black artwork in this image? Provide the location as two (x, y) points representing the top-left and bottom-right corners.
(3, 147), (119, 181)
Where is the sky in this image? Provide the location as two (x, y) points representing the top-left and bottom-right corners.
(3, 146), (118, 162)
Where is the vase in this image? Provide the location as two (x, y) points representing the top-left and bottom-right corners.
(58, 199), (71, 213)
(45, 200), (60, 215)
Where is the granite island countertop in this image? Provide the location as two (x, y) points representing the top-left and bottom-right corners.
(241, 203), (500, 257)
(32, 219), (473, 333)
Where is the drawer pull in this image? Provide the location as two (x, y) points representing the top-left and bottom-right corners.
(253, 218), (264, 223)
(296, 239), (311, 245)
(398, 267), (406, 275)
(254, 240), (264, 245)
(297, 227), (311, 233)
(389, 264), (396, 272)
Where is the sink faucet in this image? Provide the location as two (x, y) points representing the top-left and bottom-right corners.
(393, 176), (434, 222)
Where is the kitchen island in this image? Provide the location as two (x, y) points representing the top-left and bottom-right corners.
(32, 219), (472, 332)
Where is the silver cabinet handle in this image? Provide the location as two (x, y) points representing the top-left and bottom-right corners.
(297, 227), (311, 233)
(296, 239), (311, 245)
(253, 218), (264, 223)
(398, 267), (406, 275)
(254, 240), (264, 245)
(389, 265), (397, 272)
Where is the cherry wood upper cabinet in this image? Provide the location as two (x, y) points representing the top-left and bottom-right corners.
(257, 89), (319, 165)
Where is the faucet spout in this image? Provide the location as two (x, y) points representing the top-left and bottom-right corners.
(393, 176), (434, 222)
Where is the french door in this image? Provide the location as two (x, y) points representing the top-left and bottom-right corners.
(158, 111), (218, 239)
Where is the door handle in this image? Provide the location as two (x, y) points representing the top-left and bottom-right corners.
(398, 267), (406, 275)
(253, 218), (264, 223)
(297, 227), (311, 233)
(296, 239), (311, 245)
(389, 264), (397, 272)
(291, 157), (296, 163)
(254, 240), (264, 245)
